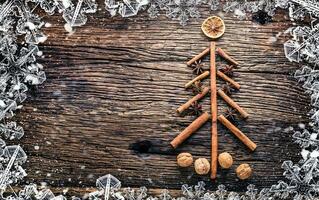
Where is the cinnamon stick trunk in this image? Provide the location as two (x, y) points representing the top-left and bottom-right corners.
(210, 42), (218, 179)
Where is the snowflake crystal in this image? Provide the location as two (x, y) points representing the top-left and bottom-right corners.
(147, 0), (169, 18)
(165, 0), (203, 26)
(63, 0), (97, 32)
(147, 0), (204, 26)
(267, 158), (319, 199)
(105, 0), (149, 17)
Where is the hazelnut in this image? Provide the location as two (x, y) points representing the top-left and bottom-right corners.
(194, 158), (210, 175)
(218, 152), (233, 169)
(177, 153), (193, 167)
(236, 163), (252, 180)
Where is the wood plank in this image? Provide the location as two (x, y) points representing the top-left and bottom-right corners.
(12, 4), (308, 197)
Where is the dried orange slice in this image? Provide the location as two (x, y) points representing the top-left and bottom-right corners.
(201, 16), (225, 39)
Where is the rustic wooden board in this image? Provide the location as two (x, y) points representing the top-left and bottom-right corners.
(12, 3), (309, 197)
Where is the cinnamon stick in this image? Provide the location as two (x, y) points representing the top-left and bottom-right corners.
(210, 42), (218, 179)
(218, 115), (257, 151)
(217, 70), (240, 90)
(217, 89), (249, 119)
(187, 47), (210, 66)
(177, 87), (210, 114)
(216, 48), (239, 66)
(185, 71), (210, 88)
(170, 112), (210, 149)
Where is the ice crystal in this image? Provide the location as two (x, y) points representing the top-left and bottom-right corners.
(165, 0), (203, 26)
(63, 0), (97, 31)
(88, 174), (122, 200)
(159, 189), (172, 200)
(123, 187), (148, 200)
(290, 0), (319, 18)
(125, 0), (292, 25)
(0, 5), (48, 185)
(266, 158), (319, 199)
(152, 0), (292, 26)
(207, 0), (289, 19)
(0, 145), (27, 198)
(0, 0), (97, 198)
(283, 0), (319, 199)
(0, 122), (24, 140)
(147, 0), (169, 18)
(147, 0), (204, 26)
(7, 183), (64, 200)
(284, 0), (319, 65)
(105, 0), (149, 17)
(209, 0), (219, 11)
(293, 129), (319, 148)
(284, 25), (319, 63)
(28, 0), (97, 32)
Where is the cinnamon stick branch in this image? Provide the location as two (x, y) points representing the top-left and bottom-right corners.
(177, 87), (210, 114)
(185, 71), (210, 88)
(187, 47), (210, 66)
(217, 70), (240, 90)
(210, 42), (218, 179)
(170, 112), (210, 149)
(218, 115), (257, 151)
(217, 89), (249, 119)
(216, 48), (239, 66)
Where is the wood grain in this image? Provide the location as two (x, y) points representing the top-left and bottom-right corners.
(12, 4), (309, 197)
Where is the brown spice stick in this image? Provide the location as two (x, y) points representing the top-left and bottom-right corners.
(217, 70), (240, 90)
(216, 48), (239, 66)
(218, 115), (257, 151)
(187, 47), (210, 66)
(218, 89), (249, 118)
(185, 71), (210, 88)
(210, 42), (218, 179)
(177, 87), (210, 114)
(170, 112), (210, 149)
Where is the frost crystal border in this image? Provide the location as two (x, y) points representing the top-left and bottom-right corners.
(0, 0), (318, 199)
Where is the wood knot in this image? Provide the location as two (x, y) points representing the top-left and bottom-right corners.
(129, 140), (152, 154)
(252, 11), (272, 25)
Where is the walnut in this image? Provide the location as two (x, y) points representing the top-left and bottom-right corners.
(236, 163), (252, 180)
(177, 152), (193, 167)
(194, 158), (210, 175)
(218, 152), (233, 169)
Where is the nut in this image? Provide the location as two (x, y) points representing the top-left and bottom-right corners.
(218, 152), (233, 169)
(194, 158), (210, 175)
(236, 163), (252, 180)
(177, 152), (193, 167)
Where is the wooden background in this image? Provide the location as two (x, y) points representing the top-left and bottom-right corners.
(12, 2), (310, 197)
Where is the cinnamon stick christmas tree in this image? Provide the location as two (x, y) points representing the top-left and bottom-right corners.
(170, 42), (257, 179)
